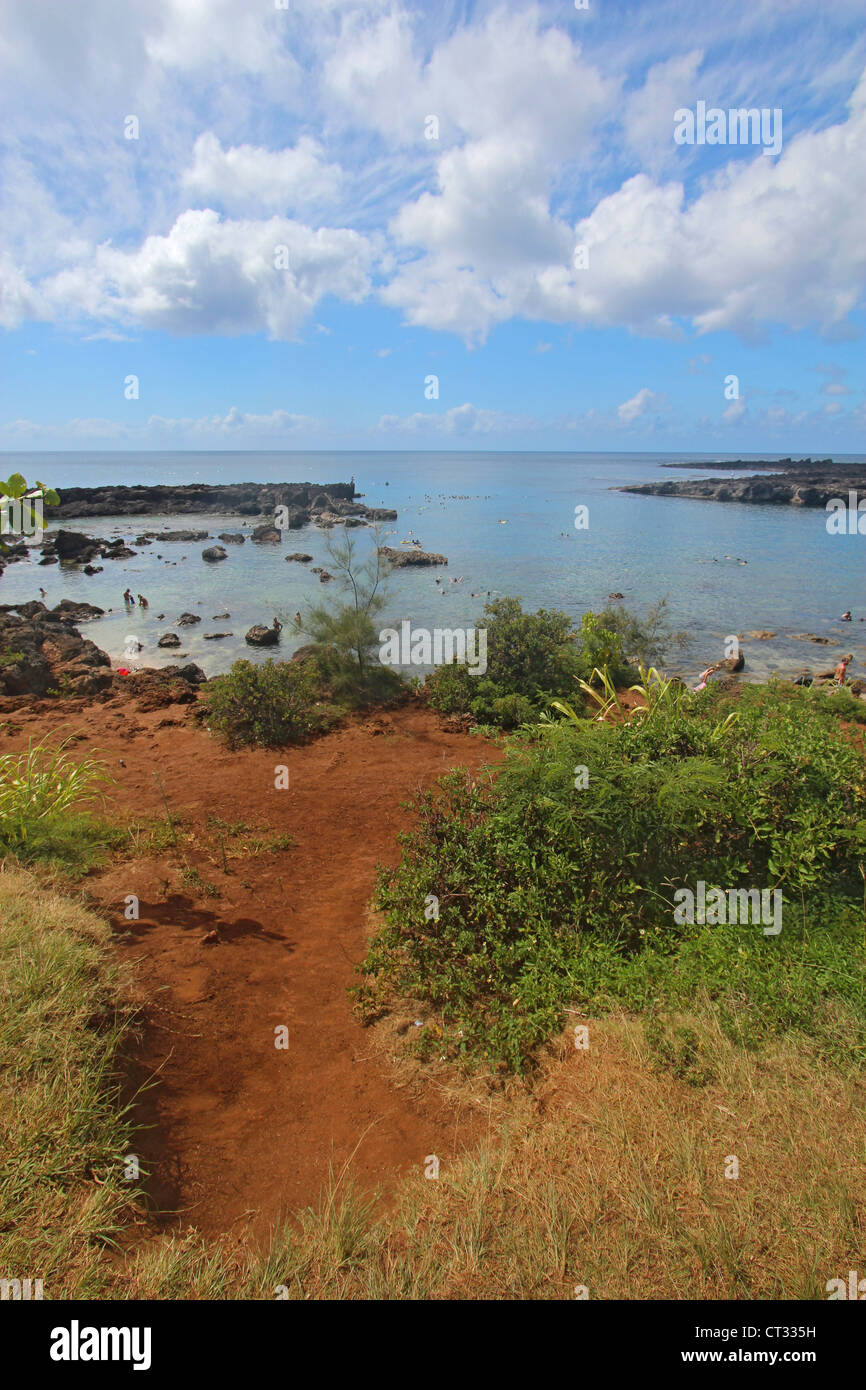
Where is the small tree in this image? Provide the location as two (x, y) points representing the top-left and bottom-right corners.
(594, 598), (690, 668)
(293, 527), (395, 699)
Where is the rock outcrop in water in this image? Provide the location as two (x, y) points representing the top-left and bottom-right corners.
(620, 460), (866, 508)
(378, 546), (448, 567)
(245, 625), (280, 647)
(43, 481), (357, 520)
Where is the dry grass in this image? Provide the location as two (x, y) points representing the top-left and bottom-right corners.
(240, 1010), (865, 1300)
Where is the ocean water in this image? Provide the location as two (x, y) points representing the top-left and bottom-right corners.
(2, 450), (864, 683)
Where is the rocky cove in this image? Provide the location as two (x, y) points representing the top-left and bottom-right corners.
(0, 479), (455, 688)
(1, 456), (864, 688)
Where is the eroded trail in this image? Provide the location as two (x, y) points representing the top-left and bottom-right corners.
(4, 700), (499, 1237)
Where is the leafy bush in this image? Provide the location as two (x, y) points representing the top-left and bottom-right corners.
(202, 659), (332, 748)
(358, 683), (866, 1072)
(574, 611), (630, 683)
(425, 598), (581, 726)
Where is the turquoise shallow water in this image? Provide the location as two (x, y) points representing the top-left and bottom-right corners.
(2, 450), (864, 683)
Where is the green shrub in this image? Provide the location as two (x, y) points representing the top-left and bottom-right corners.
(202, 659), (332, 748)
(358, 684), (866, 1072)
(425, 598), (581, 725)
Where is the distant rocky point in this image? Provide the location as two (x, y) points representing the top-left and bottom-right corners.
(620, 460), (866, 507)
(661, 457), (832, 471)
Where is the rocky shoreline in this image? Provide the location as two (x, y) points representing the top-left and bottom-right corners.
(619, 460), (866, 508)
(0, 600), (206, 706)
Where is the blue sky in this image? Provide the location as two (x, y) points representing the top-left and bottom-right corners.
(1, 0), (864, 452)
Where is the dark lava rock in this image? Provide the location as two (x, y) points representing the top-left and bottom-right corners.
(245, 625), (280, 646)
(0, 608), (112, 698)
(203, 632), (233, 640)
(43, 481), (355, 522)
(218, 533), (245, 544)
(53, 529), (102, 563)
(202, 545), (228, 562)
(158, 632), (182, 648)
(212, 611), (230, 619)
(285, 553), (313, 563)
(101, 539), (137, 559)
(176, 613), (201, 626)
(52, 600), (105, 620)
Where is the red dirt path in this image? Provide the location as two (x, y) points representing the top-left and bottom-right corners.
(3, 699), (501, 1238)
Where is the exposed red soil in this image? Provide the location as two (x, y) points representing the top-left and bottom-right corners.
(2, 697), (502, 1239)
